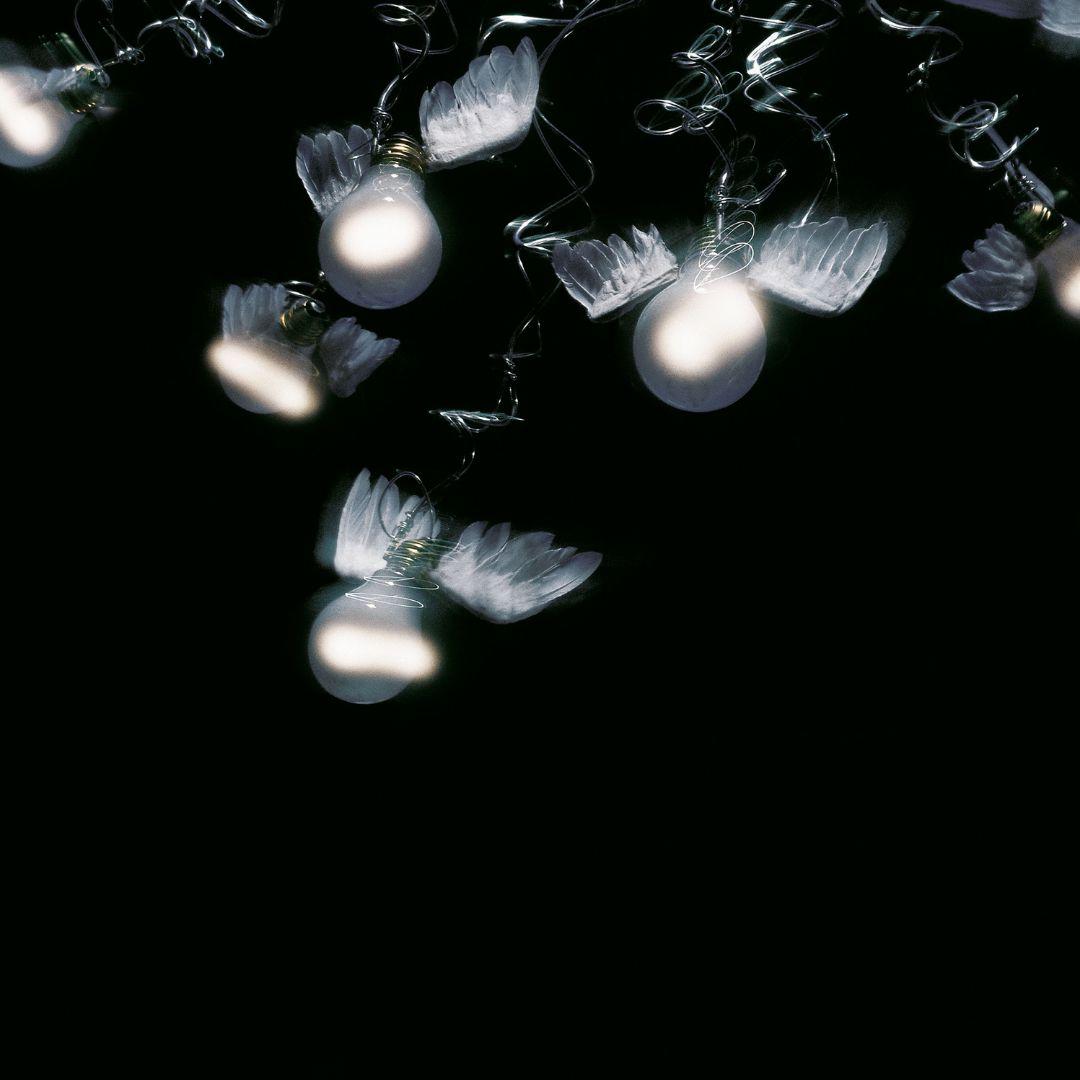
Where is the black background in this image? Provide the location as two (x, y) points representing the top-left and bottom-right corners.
(3, 0), (1076, 758)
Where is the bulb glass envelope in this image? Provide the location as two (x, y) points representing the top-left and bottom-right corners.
(0, 63), (75, 168)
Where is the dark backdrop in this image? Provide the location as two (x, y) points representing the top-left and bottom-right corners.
(3, 1), (1076, 757)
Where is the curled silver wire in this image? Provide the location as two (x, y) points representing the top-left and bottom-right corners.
(345, 470), (457, 609)
(72, 0), (281, 87)
(865, 1), (1038, 176)
(634, 1), (746, 139)
(634, 2), (788, 287)
(429, 0), (642, 488)
(742, 0), (844, 221)
(369, 2), (458, 145)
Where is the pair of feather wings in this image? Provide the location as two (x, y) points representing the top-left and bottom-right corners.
(330, 471), (601, 625)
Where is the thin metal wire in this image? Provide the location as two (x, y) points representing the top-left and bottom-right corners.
(431, 0), (643, 489)
(71, 0), (281, 87)
(865, 1), (1038, 177)
(634, 2), (789, 287)
(741, 0), (844, 222)
(345, 470), (457, 610)
(369, 2), (458, 145)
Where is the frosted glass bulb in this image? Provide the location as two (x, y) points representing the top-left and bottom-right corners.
(318, 163), (442, 309)
(632, 275), (767, 412)
(309, 587), (438, 705)
(206, 337), (323, 419)
(0, 66), (73, 169)
(1036, 221), (1080, 320)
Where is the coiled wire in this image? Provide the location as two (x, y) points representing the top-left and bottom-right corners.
(348, 471), (457, 610)
(865, 1), (1038, 176)
(369, 2), (458, 147)
(634, 1), (792, 288)
(72, 0), (282, 87)
(741, 0), (844, 221)
(431, 0), (643, 488)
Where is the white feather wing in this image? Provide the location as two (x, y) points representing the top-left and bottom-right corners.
(432, 521), (601, 624)
(333, 470), (440, 582)
(420, 38), (539, 170)
(296, 125), (372, 218)
(947, 224), (1036, 312)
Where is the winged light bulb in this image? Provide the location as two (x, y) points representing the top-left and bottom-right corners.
(318, 135), (442, 309)
(0, 35), (102, 169)
(207, 282), (399, 418)
(310, 470), (601, 704)
(298, 39), (541, 311)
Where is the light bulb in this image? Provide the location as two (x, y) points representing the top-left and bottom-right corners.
(318, 137), (442, 310)
(1036, 220), (1080, 321)
(0, 65), (74, 169)
(632, 273), (767, 412)
(309, 586), (439, 705)
(206, 337), (323, 420)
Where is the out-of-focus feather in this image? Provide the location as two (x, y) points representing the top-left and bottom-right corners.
(333, 470), (440, 582)
(319, 319), (399, 397)
(947, 224), (1037, 312)
(947, 0), (1040, 18)
(296, 124), (372, 218)
(432, 521), (601, 624)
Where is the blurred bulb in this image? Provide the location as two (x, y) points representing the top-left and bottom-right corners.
(318, 154), (442, 310)
(632, 274), (767, 412)
(0, 65), (73, 168)
(1036, 220), (1080, 320)
(206, 337), (323, 419)
(309, 587), (438, 705)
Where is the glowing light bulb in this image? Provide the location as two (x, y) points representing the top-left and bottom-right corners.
(206, 337), (323, 420)
(1036, 220), (1080, 321)
(0, 65), (73, 169)
(318, 146), (442, 310)
(309, 587), (438, 705)
(632, 274), (767, 412)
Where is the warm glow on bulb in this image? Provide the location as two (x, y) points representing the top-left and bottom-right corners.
(309, 591), (438, 704)
(1037, 223), (1080, 321)
(0, 67), (71, 168)
(318, 164), (442, 310)
(314, 623), (438, 680)
(1061, 263), (1080, 318)
(332, 199), (431, 274)
(633, 275), (767, 412)
(207, 338), (322, 419)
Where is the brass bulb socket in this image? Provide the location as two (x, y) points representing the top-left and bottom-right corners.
(373, 133), (427, 175)
(1012, 200), (1068, 252)
(280, 299), (331, 347)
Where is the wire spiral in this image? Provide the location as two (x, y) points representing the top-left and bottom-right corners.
(369, 2), (458, 146)
(343, 471), (457, 610)
(865, 1), (1038, 176)
(71, 0), (282, 87)
(431, 0), (643, 487)
(742, 0), (844, 220)
(634, 2), (790, 288)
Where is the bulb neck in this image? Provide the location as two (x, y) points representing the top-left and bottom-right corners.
(43, 33), (103, 115)
(280, 297), (330, 346)
(1012, 200), (1069, 252)
(373, 133), (427, 175)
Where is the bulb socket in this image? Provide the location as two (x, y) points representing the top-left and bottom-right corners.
(280, 299), (330, 347)
(1012, 200), (1068, 252)
(43, 33), (103, 115)
(383, 536), (456, 576)
(373, 133), (427, 175)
